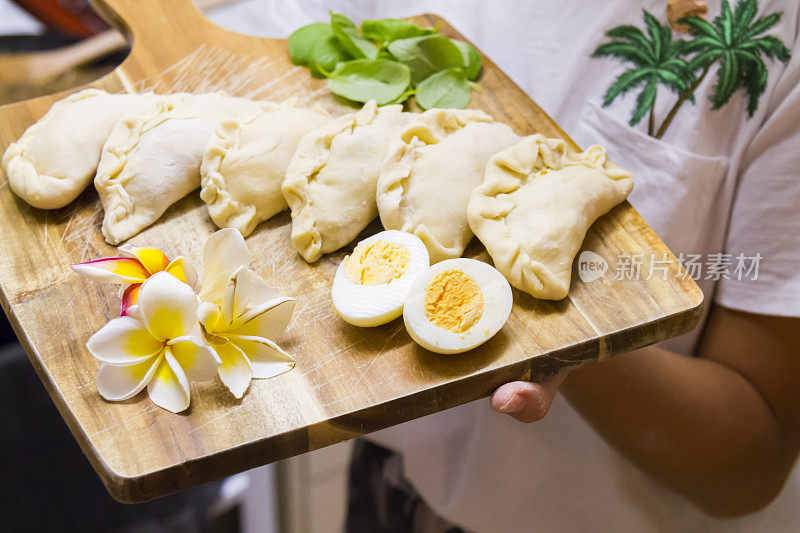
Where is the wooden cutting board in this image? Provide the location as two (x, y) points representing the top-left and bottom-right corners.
(0, 0), (703, 503)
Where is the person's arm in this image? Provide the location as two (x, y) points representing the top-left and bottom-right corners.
(491, 304), (800, 517)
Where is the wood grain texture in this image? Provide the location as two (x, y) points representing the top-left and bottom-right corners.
(0, 0), (703, 503)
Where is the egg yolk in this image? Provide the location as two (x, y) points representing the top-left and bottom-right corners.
(345, 240), (410, 285)
(424, 269), (485, 333)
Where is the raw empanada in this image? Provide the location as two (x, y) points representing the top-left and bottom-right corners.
(201, 100), (331, 237)
(283, 100), (412, 263)
(376, 108), (519, 263)
(467, 134), (634, 300)
(95, 93), (257, 244)
(2, 88), (151, 209)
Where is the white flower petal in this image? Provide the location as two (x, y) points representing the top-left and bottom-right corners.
(229, 297), (296, 340)
(96, 355), (160, 401)
(220, 275), (237, 328)
(71, 257), (149, 284)
(87, 316), (163, 365)
(197, 301), (221, 333)
(138, 271), (199, 342)
(186, 322), (207, 340)
(216, 341), (253, 399)
(125, 305), (141, 321)
(230, 335), (295, 379)
(168, 336), (221, 381)
(231, 269), (283, 320)
(199, 229), (249, 305)
(147, 348), (191, 413)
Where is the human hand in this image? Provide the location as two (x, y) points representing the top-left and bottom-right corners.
(490, 373), (569, 423)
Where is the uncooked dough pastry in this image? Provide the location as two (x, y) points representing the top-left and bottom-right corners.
(201, 100), (331, 237)
(283, 100), (412, 262)
(95, 93), (258, 244)
(2, 88), (151, 209)
(467, 134), (634, 300)
(376, 108), (519, 263)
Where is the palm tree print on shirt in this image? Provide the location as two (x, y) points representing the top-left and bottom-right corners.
(593, 0), (790, 139)
(593, 11), (694, 136)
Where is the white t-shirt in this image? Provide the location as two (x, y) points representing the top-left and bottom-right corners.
(213, 1), (800, 530)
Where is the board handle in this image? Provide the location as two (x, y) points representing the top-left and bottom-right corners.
(89, 0), (213, 45)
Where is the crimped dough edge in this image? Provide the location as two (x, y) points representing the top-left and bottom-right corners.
(199, 99), (288, 236)
(4, 88), (111, 209)
(283, 100), (401, 263)
(467, 134), (634, 300)
(376, 107), (495, 263)
(94, 93), (192, 244)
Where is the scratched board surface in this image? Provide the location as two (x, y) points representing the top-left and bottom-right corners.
(0, 0), (702, 503)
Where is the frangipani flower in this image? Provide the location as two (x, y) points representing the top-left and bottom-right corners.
(86, 272), (220, 413)
(197, 228), (251, 304)
(197, 229), (296, 398)
(72, 245), (197, 316)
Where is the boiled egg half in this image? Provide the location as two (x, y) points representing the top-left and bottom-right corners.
(404, 258), (512, 354)
(332, 230), (430, 327)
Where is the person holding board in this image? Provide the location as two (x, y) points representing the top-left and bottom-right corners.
(255, 0), (800, 530)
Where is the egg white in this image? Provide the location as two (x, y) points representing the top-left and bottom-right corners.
(332, 230), (430, 327)
(403, 258), (513, 354)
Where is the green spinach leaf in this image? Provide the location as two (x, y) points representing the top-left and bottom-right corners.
(452, 39), (482, 80)
(330, 12), (377, 60)
(384, 88), (417, 106)
(361, 19), (435, 44)
(376, 47), (394, 60)
(327, 59), (411, 105)
(416, 68), (471, 109)
(387, 35), (466, 84)
(288, 23), (334, 66)
(308, 35), (350, 78)
(286, 15), (479, 107)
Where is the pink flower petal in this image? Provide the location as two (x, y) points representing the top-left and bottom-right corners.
(120, 284), (141, 316)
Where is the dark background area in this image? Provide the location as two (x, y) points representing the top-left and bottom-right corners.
(0, 310), (223, 532)
(0, 3), (224, 528)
